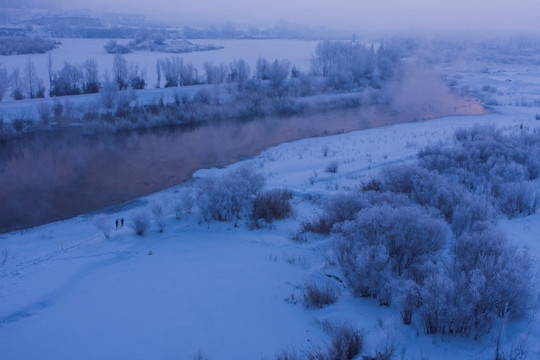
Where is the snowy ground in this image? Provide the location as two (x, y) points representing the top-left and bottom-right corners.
(0, 70), (539, 359)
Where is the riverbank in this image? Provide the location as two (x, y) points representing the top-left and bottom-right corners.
(0, 102), (538, 359)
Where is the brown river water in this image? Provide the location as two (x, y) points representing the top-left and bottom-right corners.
(0, 98), (486, 233)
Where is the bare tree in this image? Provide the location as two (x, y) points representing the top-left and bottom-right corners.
(93, 214), (112, 239)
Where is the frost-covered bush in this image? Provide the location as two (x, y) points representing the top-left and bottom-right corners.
(378, 164), (469, 222)
(418, 125), (540, 218)
(323, 192), (367, 226)
(250, 189), (293, 228)
(416, 223), (534, 338)
(130, 212), (150, 236)
(493, 181), (538, 218)
(100, 77), (119, 109)
(174, 189), (194, 220)
(0, 65), (8, 102)
(196, 165), (265, 223)
(334, 243), (391, 298)
(455, 224), (534, 321)
(302, 281), (340, 309)
(451, 194), (496, 237)
(301, 192), (367, 235)
(335, 205), (447, 277)
(393, 279), (421, 325)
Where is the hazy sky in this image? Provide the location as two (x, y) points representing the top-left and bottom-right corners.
(62, 0), (540, 32)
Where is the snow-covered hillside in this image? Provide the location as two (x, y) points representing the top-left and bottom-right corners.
(0, 74), (539, 359)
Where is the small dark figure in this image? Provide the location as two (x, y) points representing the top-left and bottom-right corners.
(115, 219), (119, 230)
(121, 218), (124, 227)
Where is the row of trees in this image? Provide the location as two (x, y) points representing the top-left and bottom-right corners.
(1, 40), (403, 103)
(0, 53), (147, 101)
(311, 40), (401, 89)
(0, 59), (46, 101)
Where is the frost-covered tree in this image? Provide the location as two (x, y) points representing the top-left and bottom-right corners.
(10, 68), (24, 100)
(228, 59), (250, 89)
(128, 63), (146, 90)
(267, 59), (290, 89)
(112, 53), (129, 90)
(50, 62), (83, 96)
(83, 58), (100, 94)
(155, 60), (161, 88)
(24, 58), (44, 98)
(0, 64), (8, 102)
(203, 62), (227, 85)
(99, 73), (119, 109)
(255, 56), (269, 80)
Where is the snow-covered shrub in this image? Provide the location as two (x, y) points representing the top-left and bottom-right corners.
(456, 224), (534, 321)
(493, 181), (538, 218)
(417, 269), (459, 335)
(100, 77), (119, 109)
(302, 281), (340, 309)
(250, 189), (293, 228)
(93, 214), (112, 239)
(151, 202), (165, 232)
(129, 212), (150, 236)
(325, 161), (339, 173)
(196, 165), (265, 223)
(335, 205), (447, 277)
(333, 242), (391, 298)
(301, 192), (367, 235)
(451, 193), (496, 236)
(325, 323), (365, 360)
(363, 191), (411, 208)
(419, 125), (540, 218)
(371, 326), (399, 360)
(301, 217), (333, 235)
(393, 279), (421, 325)
(323, 192), (367, 225)
(378, 164), (469, 222)
(174, 189), (194, 220)
(416, 223), (534, 338)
